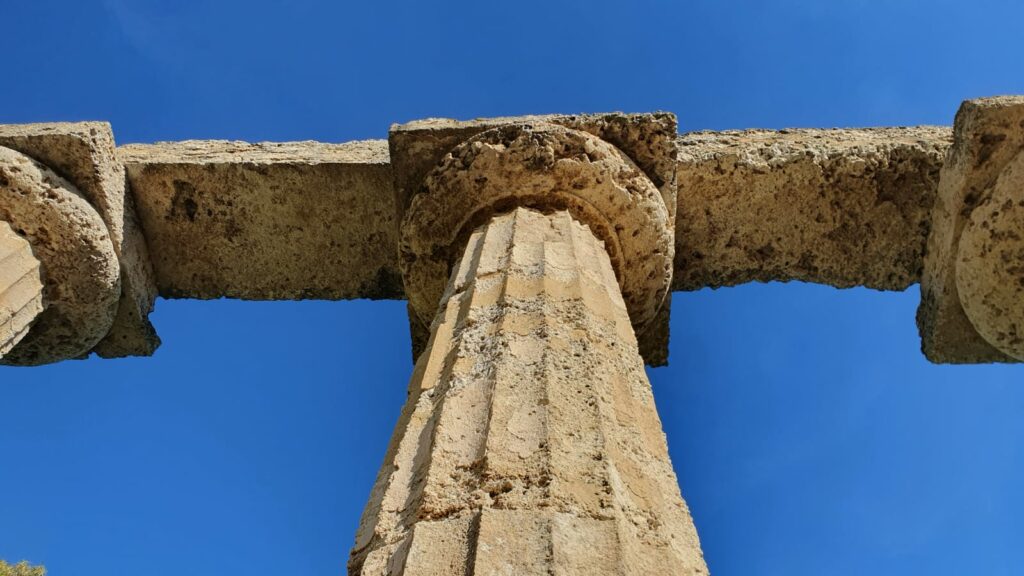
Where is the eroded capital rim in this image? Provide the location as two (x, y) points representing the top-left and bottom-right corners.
(0, 145), (121, 365)
(399, 122), (674, 337)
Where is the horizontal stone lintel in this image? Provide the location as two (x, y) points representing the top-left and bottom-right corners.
(119, 139), (403, 301)
(675, 126), (953, 292)
(115, 126), (957, 305)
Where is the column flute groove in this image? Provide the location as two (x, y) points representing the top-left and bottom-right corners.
(351, 207), (706, 575)
(0, 221), (44, 357)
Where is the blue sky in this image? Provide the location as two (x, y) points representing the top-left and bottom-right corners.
(1, 1), (1023, 575)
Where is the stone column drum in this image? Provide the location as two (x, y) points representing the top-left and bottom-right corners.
(349, 208), (706, 575)
(0, 221), (44, 356)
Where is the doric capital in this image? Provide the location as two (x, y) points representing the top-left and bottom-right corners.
(0, 122), (160, 363)
(398, 121), (674, 349)
(919, 96), (1024, 363)
(955, 149), (1024, 359)
(390, 114), (678, 365)
(0, 146), (121, 365)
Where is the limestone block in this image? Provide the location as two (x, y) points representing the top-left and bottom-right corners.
(675, 126), (951, 291)
(119, 140), (402, 300)
(0, 221), (44, 357)
(919, 96), (1024, 363)
(0, 147), (121, 365)
(390, 113), (677, 366)
(0, 122), (159, 358)
(351, 208), (707, 575)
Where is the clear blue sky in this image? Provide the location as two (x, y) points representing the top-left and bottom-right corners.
(2, 1), (1023, 575)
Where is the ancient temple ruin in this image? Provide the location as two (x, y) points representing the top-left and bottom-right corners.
(2, 96), (1022, 574)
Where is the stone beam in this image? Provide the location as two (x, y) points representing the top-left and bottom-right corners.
(675, 126), (952, 291)
(4, 100), (1020, 369)
(918, 96), (1024, 363)
(119, 140), (402, 301)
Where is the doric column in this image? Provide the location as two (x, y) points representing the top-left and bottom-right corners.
(351, 207), (706, 575)
(0, 221), (44, 356)
(353, 121), (705, 575)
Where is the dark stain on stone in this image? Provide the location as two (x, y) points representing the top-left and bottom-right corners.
(359, 266), (405, 300)
(169, 180), (199, 222)
(976, 133), (1007, 168)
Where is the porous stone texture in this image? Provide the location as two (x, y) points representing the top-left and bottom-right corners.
(0, 221), (44, 357)
(390, 113), (678, 223)
(352, 208), (706, 575)
(0, 146), (120, 366)
(391, 114), (677, 366)
(919, 96), (1024, 363)
(119, 140), (402, 300)
(675, 126), (952, 291)
(0, 122), (159, 358)
(957, 151), (1024, 359)
(400, 123), (673, 344)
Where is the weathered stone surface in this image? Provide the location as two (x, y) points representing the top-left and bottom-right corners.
(0, 146), (120, 366)
(391, 113), (677, 366)
(0, 122), (159, 358)
(119, 140), (402, 301)
(400, 123), (673, 342)
(0, 221), (44, 357)
(390, 113), (678, 223)
(352, 208), (706, 575)
(675, 126), (952, 291)
(919, 96), (1024, 363)
(956, 151), (1024, 360)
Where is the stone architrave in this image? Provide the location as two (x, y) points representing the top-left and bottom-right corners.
(350, 208), (707, 575)
(119, 139), (401, 301)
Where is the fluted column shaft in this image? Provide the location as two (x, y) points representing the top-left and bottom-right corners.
(351, 208), (706, 575)
(0, 221), (44, 358)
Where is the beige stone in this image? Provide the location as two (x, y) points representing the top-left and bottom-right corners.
(9, 102), (1024, 572)
(389, 113), (678, 224)
(351, 208), (707, 575)
(390, 113), (678, 367)
(675, 126), (951, 291)
(0, 221), (44, 357)
(920, 96), (1024, 363)
(956, 150), (1024, 359)
(119, 139), (401, 301)
(399, 122), (673, 346)
(0, 146), (121, 366)
(0, 122), (159, 358)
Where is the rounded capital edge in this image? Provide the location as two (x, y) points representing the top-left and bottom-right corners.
(0, 145), (121, 366)
(399, 122), (674, 339)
